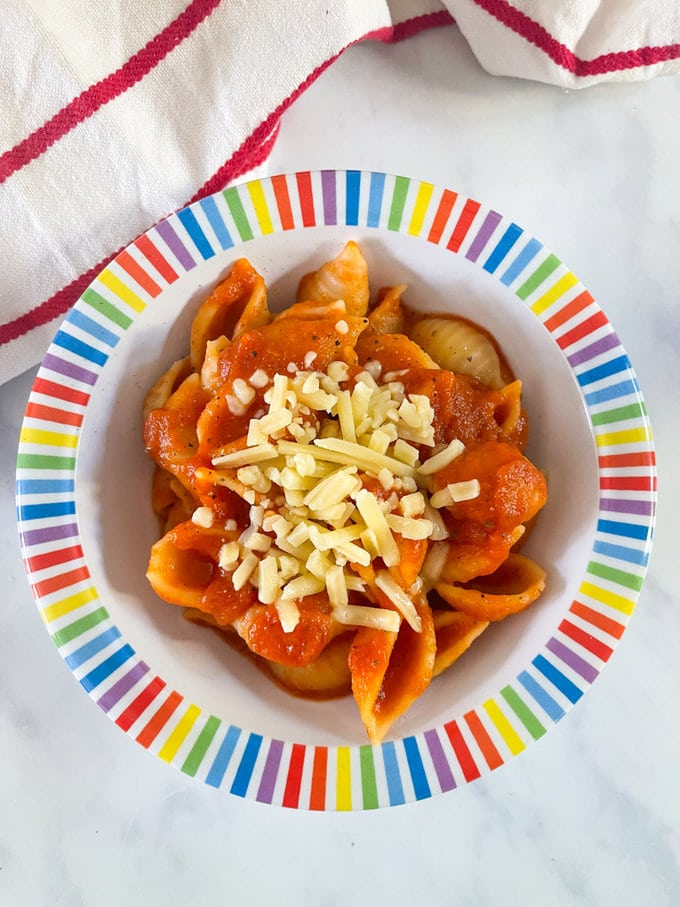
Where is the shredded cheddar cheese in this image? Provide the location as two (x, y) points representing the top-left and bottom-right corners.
(191, 506), (214, 528)
(202, 360), (468, 633)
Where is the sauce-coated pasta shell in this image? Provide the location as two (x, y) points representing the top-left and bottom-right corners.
(297, 241), (370, 316)
(368, 284), (407, 335)
(436, 553), (547, 621)
(266, 634), (352, 696)
(432, 610), (489, 677)
(190, 259), (267, 370)
(142, 356), (192, 422)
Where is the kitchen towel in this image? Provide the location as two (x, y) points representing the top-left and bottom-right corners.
(1, 0), (678, 383)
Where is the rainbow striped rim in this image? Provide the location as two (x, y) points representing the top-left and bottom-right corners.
(16, 171), (656, 809)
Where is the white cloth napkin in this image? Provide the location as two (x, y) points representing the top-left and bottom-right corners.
(2, 0), (679, 384)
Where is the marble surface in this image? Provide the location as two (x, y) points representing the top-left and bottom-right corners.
(2, 24), (679, 906)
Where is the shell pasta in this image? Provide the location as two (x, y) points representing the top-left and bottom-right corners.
(143, 242), (548, 743)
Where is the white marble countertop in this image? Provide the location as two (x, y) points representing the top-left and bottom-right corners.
(2, 25), (679, 906)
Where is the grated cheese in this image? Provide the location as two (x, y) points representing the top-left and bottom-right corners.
(251, 409), (293, 442)
(384, 369), (408, 381)
(191, 506), (214, 528)
(354, 489), (399, 567)
(363, 360), (382, 380)
(418, 439), (465, 475)
(386, 513), (433, 540)
(278, 554), (300, 579)
(326, 565), (349, 607)
(267, 374), (289, 410)
(237, 466), (271, 493)
(233, 378), (256, 406)
(448, 479), (481, 502)
(226, 395), (246, 416)
(280, 574), (324, 600)
(291, 452), (317, 477)
(392, 439), (420, 467)
(306, 548), (333, 579)
(344, 574), (367, 592)
(374, 570), (422, 632)
(303, 467), (360, 512)
(312, 438), (417, 478)
(199, 353), (480, 636)
(336, 390), (357, 443)
(212, 443), (277, 468)
(400, 492), (426, 517)
(333, 604), (401, 633)
(232, 552), (259, 590)
(258, 555), (280, 603)
(308, 523), (364, 551)
(431, 479), (481, 508)
(420, 502), (447, 542)
(430, 487), (453, 509)
(243, 531), (272, 553)
(249, 368), (270, 388)
(378, 467), (394, 490)
(367, 429), (391, 455)
(218, 541), (240, 569)
(275, 598), (300, 633)
(327, 360), (349, 382)
(301, 374), (319, 395)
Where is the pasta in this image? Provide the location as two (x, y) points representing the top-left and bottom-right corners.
(143, 242), (548, 743)
(410, 317), (506, 389)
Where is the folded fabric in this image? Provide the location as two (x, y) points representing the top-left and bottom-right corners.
(451, 0), (680, 87)
(1, 0), (679, 384)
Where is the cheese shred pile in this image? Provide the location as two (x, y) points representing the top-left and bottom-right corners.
(194, 358), (479, 635)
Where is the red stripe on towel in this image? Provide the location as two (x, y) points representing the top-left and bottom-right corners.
(472, 0), (680, 76)
(0, 10), (454, 347)
(0, 0), (223, 183)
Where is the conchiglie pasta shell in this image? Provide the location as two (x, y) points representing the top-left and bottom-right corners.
(435, 553), (547, 621)
(232, 279), (271, 339)
(368, 284), (407, 334)
(297, 240), (369, 316)
(266, 634), (353, 697)
(432, 610), (489, 677)
(142, 356), (192, 421)
(410, 317), (504, 388)
(190, 259), (266, 370)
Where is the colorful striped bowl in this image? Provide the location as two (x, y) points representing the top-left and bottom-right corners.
(16, 171), (656, 809)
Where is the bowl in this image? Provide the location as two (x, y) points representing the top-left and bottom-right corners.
(16, 170), (656, 809)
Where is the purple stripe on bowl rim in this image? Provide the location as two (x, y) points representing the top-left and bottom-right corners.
(155, 219), (196, 270)
(424, 729), (457, 792)
(256, 738), (285, 803)
(568, 333), (620, 368)
(97, 660), (150, 712)
(42, 353), (98, 386)
(547, 637), (600, 683)
(600, 498), (654, 516)
(321, 170), (337, 225)
(20, 522), (80, 547)
(465, 210), (502, 262)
